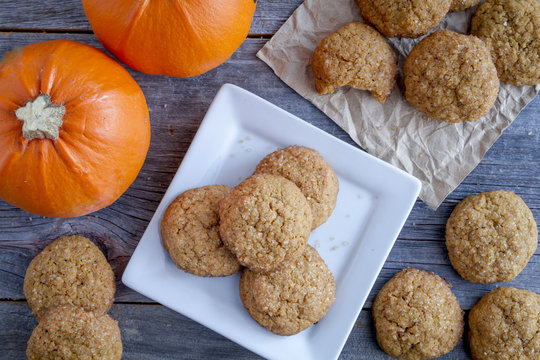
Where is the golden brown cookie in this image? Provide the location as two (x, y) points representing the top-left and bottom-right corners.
(469, 287), (540, 360)
(23, 235), (115, 321)
(357, 0), (452, 38)
(404, 30), (499, 123)
(372, 268), (464, 360)
(239, 246), (335, 335)
(471, 0), (540, 85)
(446, 190), (537, 283)
(219, 174), (312, 273)
(450, 0), (482, 12)
(26, 305), (122, 360)
(254, 145), (339, 230)
(311, 22), (398, 102)
(161, 185), (242, 277)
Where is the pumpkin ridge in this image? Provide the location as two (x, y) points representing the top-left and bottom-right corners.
(117, 0), (151, 61)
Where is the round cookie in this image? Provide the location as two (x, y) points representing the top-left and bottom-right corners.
(446, 190), (537, 283)
(450, 0), (482, 12)
(404, 30), (499, 123)
(239, 246), (335, 335)
(23, 235), (115, 321)
(161, 185), (242, 277)
(469, 287), (540, 360)
(311, 22), (398, 102)
(372, 268), (464, 360)
(219, 174), (312, 273)
(471, 0), (540, 86)
(357, 0), (452, 38)
(254, 145), (339, 229)
(26, 305), (122, 360)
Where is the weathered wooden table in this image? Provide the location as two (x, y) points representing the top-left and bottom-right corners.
(1, 1), (538, 359)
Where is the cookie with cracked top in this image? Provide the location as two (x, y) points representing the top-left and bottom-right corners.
(239, 246), (335, 335)
(161, 185), (242, 277)
(449, 0), (482, 12)
(446, 190), (537, 283)
(372, 268), (464, 360)
(471, 0), (540, 86)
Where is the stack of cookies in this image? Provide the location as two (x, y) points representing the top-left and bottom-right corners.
(23, 235), (122, 360)
(312, 0), (540, 123)
(161, 145), (339, 335)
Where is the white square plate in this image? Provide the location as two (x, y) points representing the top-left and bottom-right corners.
(122, 84), (421, 360)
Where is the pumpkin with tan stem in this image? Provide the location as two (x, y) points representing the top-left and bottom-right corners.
(0, 40), (151, 217)
(82, 0), (257, 77)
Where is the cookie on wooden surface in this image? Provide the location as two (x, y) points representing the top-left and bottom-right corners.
(372, 268), (464, 360)
(469, 287), (540, 360)
(161, 185), (242, 277)
(450, 0), (482, 12)
(471, 0), (540, 86)
(357, 0), (451, 38)
(446, 190), (537, 283)
(219, 174), (312, 273)
(311, 22), (397, 102)
(26, 305), (122, 360)
(23, 235), (115, 321)
(404, 30), (499, 123)
(254, 145), (339, 229)
(239, 246), (335, 335)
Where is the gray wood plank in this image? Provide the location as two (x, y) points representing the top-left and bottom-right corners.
(0, 301), (469, 360)
(0, 0), (300, 35)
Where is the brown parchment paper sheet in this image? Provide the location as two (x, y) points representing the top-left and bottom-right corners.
(257, 0), (539, 209)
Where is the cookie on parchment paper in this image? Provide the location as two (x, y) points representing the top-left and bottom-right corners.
(311, 21), (398, 103)
(161, 185), (242, 277)
(404, 30), (499, 123)
(23, 235), (116, 321)
(239, 245), (335, 335)
(372, 268), (464, 360)
(471, 0), (540, 86)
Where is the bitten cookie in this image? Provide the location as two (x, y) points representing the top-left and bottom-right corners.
(446, 190), (537, 283)
(23, 235), (115, 321)
(357, 0), (451, 38)
(161, 185), (242, 277)
(26, 306), (122, 360)
(254, 145), (339, 229)
(450, 0), (482, 12)
(469, 287), (540, 360)
(471, 0), (540, 85)
(219, 174), (312, 273)
(311, 22), (398, 102)
(239, 246), (335, 335)
(404, 30), (499, 123)
(372, 268), (464, 360)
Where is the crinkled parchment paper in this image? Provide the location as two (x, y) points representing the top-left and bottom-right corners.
(257, 0), (539, 209)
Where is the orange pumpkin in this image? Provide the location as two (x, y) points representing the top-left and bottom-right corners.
(0, 40), (151, 217)
(82, 0), (257, 77)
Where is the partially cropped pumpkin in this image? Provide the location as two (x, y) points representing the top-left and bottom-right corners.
(0, 40), (151, 217)
(82, 0), (257, 77)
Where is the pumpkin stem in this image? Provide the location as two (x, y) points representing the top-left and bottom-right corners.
(15, 94), (65, 141)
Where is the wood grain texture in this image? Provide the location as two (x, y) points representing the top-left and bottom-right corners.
(0, 0), (301, 35)
(0, 2), (539, 358)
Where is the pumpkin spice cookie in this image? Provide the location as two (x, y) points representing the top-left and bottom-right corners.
(239, 246), (335, 335)
(311, 22), (398, 102)
(471, 0), (540, 86)
(254, 145), (339, 229)
(404, 30), (499, 123)
(219, 174), (312, 273)
(23, 235), (115, 321)
(161, 185), (242, 277)
(26, 305), (122, 360)
(450, 0), (482, 12)
(357, 0), (452, 38)
(372, 268), (464, 360)
(469, 287), (540, 360)
(446, 190), (537, 283)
